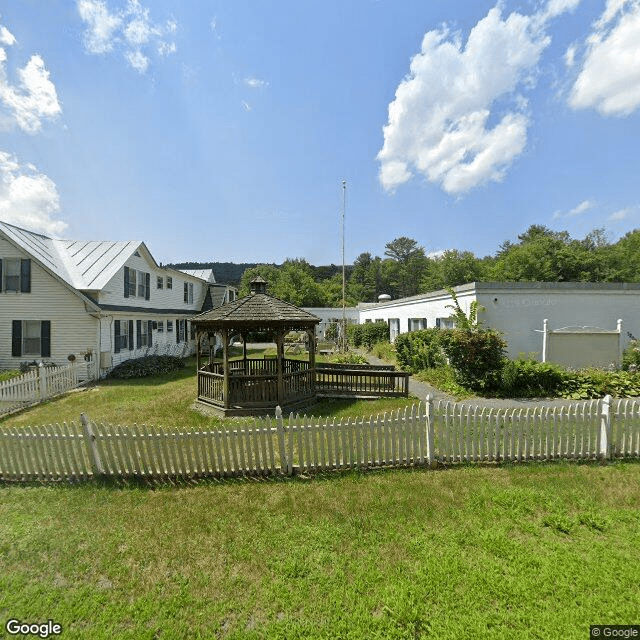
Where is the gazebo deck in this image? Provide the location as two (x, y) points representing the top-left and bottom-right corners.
(196, 357), (410, 416)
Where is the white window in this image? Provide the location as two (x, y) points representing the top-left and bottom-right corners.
(167, 320), (173, 332)
(117, 321), (129, 350)
(157, 321), (164, 333)
(4, 259), (20, 292)
(23, 320), (42, 355)
(138, 321), (151, 347)
(184, 282), (193, 304)
(409, 318), (427, 331)
(127, 269), (136, 297)
(157, 276), (163, 289)
(137, 270), (148, 298)
(167, 276), (172, 289)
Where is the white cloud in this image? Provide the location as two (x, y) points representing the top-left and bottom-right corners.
(77, 0), (177, 74)
(378, 3), (574, 195)
(244, 76), (269, 89)
(608, 207), (631, 221)
(0, 26), (61, 134)
(553, 199), (596, 218)
(0, 152), (67, 236)
(569, 0), (640, 116)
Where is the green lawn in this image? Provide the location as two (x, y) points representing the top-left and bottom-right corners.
(2, 356), (639, 639)
(0, 356), (416, 431)
(0, 463), (638, 639)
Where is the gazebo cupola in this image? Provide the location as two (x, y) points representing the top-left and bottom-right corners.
(190, 280), (321, 416)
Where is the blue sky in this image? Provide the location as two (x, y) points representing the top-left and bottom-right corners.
(1, 0), (640, 267)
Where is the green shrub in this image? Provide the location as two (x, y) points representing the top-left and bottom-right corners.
(330, 352), (368, 365)
(438, 329), (506, 391)
(500, 359), (566, 397)
(394, 329), (445, 372)
(349, 322), (390, 350)
(622, 339), (640, 371)
(108, 355), (186, 379)
(372, 341), (396, 363)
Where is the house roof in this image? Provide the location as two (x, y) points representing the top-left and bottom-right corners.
(191, 292), (320, 328)
(179, 268), (216, 283)
(0, 220), (211, 293)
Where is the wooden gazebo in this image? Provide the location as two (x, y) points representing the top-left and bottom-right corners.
(191, 278), (321, 416)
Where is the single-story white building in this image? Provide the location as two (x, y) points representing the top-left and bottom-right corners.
(0, 220), (236, 378)
(357, 282), (640, 368)
(301, 307), (359, 340)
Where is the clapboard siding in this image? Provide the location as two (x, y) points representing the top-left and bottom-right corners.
(0, 238), (97, 370)
(97, 252), (207, 312)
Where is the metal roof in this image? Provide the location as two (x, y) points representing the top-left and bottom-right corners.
(179, 268), (216, 283)
(0, 220), (205, 293)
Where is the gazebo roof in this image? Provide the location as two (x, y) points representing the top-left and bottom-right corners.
(190, 292), (321, 328)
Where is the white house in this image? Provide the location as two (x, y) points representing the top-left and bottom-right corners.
(358, 282), (640, 367)
(0, 220), (235, 378)
(301, 307), (359, 340)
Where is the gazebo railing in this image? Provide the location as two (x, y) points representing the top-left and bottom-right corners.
(197, 359), (409, 410)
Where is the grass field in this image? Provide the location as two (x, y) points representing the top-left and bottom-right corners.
(2, 356), (639, 639)
(1, 462), (638, 639)
(0, 355), (415, 432)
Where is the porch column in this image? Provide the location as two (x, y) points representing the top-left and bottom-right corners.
(196, 329), (202, 371)
(222, 328), (230, 410)
(276, 330), (285, 406)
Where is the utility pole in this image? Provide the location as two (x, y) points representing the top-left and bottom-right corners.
(341, 179), (347, 352)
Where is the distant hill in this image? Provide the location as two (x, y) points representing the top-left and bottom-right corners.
(167, 261), (352, 284)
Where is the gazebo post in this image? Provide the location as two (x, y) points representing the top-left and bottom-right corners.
(196, 329), (201, 371)
(307, 327), (316, 394)
(222, 327), (230, 410)
(242, 332), (248, 365)
(276, 329), (285, 406)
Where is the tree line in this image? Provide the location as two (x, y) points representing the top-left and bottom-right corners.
(183, 225), (640, 307)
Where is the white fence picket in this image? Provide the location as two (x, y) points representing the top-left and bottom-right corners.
(3, 394), (640, 481)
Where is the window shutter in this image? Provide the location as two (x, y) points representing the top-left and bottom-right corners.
(136, 320), (142, 348)
(0, 259), (3, 292)
(20, 259), (31, 293)
(184, 282), (188, 303)
(176, 319), (181, 343)
(124, 267), (130, 298)
(114, 320), (121, 354)
(145, 273), (150, 300)
(12, 320), (22, 357)
(148, 321), (153, 347)
(128, 320), (134, 350)
(41, 321), (51, 358)
(436, 318), (441, 329)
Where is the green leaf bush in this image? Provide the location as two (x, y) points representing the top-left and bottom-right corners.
(438, 329), (507, 392)
(347, 322), (390, 350)
(394, 329), (445, 372)
(108, 355), (186, 379)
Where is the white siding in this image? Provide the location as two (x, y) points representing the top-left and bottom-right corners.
(97, 252), (206, 313)
(0, 238), (97, 370)
(357, 289), (477, 340)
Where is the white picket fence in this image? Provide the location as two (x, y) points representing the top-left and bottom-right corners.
(0, 362), (88, 416)
(1, 395), (639, 481)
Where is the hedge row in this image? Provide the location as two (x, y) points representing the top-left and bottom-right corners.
(108, 355), (186, 379)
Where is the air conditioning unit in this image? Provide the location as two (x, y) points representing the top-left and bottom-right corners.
(100, 351), (112, 369)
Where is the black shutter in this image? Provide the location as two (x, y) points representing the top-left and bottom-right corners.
(41, 321), (51, 358)
(124, 267), (130, 298)
(184, 282), (188, 303)
(0, 260), (3, 292)
(11, 320), (21, 357)
(114, 320), (121, 354)
(148, 321), (153, 347)
(176, 319), (181, 343)
(136, 320), (142, 348)
(145, 273), (150, 300)
(128, 320), (134, 350)
(20, 259), (31, 293)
